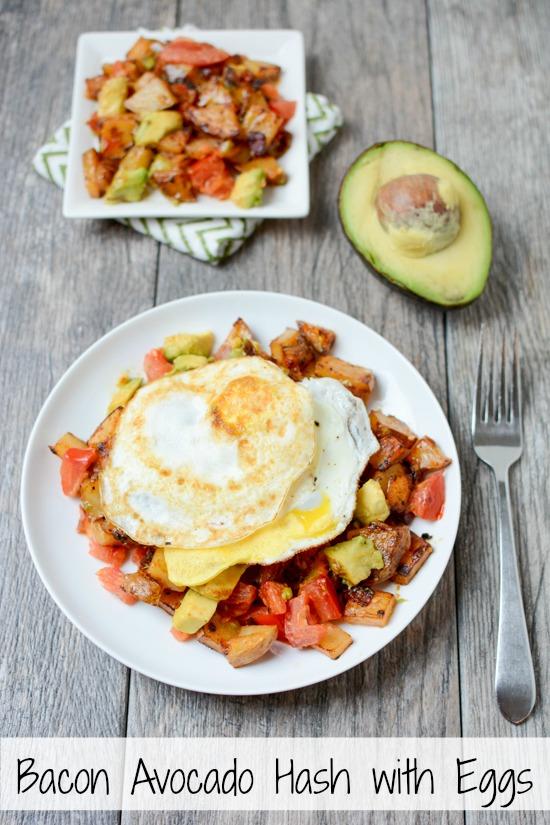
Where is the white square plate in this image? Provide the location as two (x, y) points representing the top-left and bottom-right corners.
(64, 28), (309, 219)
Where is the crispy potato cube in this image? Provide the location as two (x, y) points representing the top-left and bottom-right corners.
(199, 614), (241, 654)
(159, 589), (186, 615)
(386, 472), (413, 514)
(313, 624), (353, 659)
(308, 355), (374, 402)
(88, 407), (123, 453)
(85, 75), (107, 100)
(185, 103), (241, 140)
(270, 328), (315, 379)
(347, 522), (411, 585)
(225, 625), (277, 668)
(369, 435), (411, 471)
(79, 476), (103, 520)
(369, 410), (417, 448)
(49, 432), (88, 458)
(215, 318), (268, 360)
(344, 590), (396, 627)
(86, 518), (119, 547)
(147, 548), (186, 592)
(297, 321), (336, 355)
(392, 533), (433, 585)
(125, 77), (177, 114)
(121, 571), (162, 604)
(242, 104), (283, 150)
(82, 149), (117, 198)
(99, 114), (137, 159)
(372, 462), (408, 495)
(407, 436), (451, 474)
(237, 156), (286, 185)
(158, 128), (191, 154)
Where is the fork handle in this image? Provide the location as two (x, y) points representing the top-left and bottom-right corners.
(494, 471), (536, 724)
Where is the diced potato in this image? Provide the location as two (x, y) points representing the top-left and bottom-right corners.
(121, 571), (162, 604)
(125, 76), (177, 113)
(369, 410), (417, 448)
(407, 436), (451, 474)
(369, 435), (410, 471)
(197, 78), (234, 107)
(86, 517), (119, 547)
(147, 548), (186, 592)
(347, 523), (411, 585)
(385, 472), (412, 513)
(297, 321), (336, 355)
(79, 476), (103, 519)
(372, 462), (408, 495)
(313, 624), (353, 659)
(185, 137), (223, 159)
(355, 479), (390, 524)
(126, 36), (161, 70)
(270, 328), (315, 379)
(158, 128), (191, 154)
(85, 75), (107, 100)
(199, 614), (241, 654)
(344, 589), (396, 627)
(82, 149), (117, 198)
(225, 625), (277, 668)
(88, 407), (123, 451)
(392, 533), (433, 585)
(185, 103), (241, 140)
(241, 104), (283, 149)
(49, 432), (88, 458)
(99, 114), (138, 159)
(133, 71), (156, 92)
(215, 318), (268, 360)
(308, 355), (375, 402)
(237, 156), (287, 185)
(98, 77), (128, 117)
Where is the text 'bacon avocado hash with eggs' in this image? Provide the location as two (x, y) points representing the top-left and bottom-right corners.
(51, 319), (450, 668)
(83, 36), (296, 207)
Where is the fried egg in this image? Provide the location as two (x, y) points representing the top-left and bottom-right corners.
(164, 377), (379, 587)
(100, 357), (316, 548)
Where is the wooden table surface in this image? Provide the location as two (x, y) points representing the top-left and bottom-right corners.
(1, 1), (549, 823)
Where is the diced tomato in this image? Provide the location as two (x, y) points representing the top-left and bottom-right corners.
(218, 582), (257, 619)
(249, 607), (286, 641)
(284, 594), (326, 648)
(88, 539), (127, 568)
(87, 112), (102, 135)
(269, 98), (296, 122)
(143, 348), (172, 381)
(158, 38), (229, 67)
(409, 470), (446, 521)
(171, 627), (193, 642)
(301, 575), (342, 622)
(259, 581), (290, 615)
(189, 154), (234, 200)
(60, 447), (98, 497)
(96, 567), (137, 605)
(77, 507), (90, 534)
(261, 83), (280, 101)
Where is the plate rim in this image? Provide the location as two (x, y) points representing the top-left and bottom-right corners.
(62, 27), (310, 220)
(20, 290), (461, 695)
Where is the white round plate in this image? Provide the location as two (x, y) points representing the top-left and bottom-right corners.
(21, 291), (460, 696)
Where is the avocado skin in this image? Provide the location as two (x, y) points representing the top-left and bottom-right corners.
(338, 141), (493, 309)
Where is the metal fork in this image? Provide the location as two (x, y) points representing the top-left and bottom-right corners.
(472, 329), (536, 724)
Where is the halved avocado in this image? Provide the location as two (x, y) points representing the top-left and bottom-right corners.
(338, 141), (492, 307)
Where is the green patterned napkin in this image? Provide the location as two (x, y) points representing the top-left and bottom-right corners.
(33, 93), (342, 264)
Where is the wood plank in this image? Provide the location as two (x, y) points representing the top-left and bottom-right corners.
(428, 5), (550, 817)
(125, 2), (461, 823)
(0, 1), (174, 823)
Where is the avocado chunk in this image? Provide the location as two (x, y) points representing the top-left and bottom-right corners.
(107, 376), (142, 413)
(230, 168), (266, 209)
(147, 548), (186, 591)
(163, 331), (214, 361)
(338, 141), (492, 307)
(171, 354), (209, 373)
(135, 111), (183, 147)
(325, 535), (384, 586)
(172, 589), (217, 634)
(97, 77), (128, 117)
(193, 565), (246, 601)
(355, 479), (390, 524)
(105, 146), (153, 202)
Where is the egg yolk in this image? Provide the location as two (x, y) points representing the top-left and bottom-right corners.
(164, 494), (335, 587)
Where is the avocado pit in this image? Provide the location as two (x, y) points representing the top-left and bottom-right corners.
(375, 173), (461, 257)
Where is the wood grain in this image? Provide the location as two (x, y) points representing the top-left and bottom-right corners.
(428, 0), (550, 821)
(124, 2), (460, 824)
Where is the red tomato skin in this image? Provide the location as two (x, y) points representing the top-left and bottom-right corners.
(284, 594), (326, 648)
(302, 575), (342, 622)
(143, 348), (172, 381)
(189, 154), (234, 200)
(96, 567), (137, 605)
(60, 447), (98, 497)
(249, 607), (287, 641)
(409, 470), (446, 520)
(88, 539), (127, 568)
(159, 38), (229, 67)
(218, 582), (258, 619)
(269, 99), (296, 121)
(261, 83), (280, 101)
(259, 581), (288, 615)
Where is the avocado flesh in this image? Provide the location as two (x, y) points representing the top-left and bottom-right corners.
(339, 141), (492, 307)
(172, 589), (217, 634)
(230, 168), (266, 208)
(325, 535), (384, 586)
